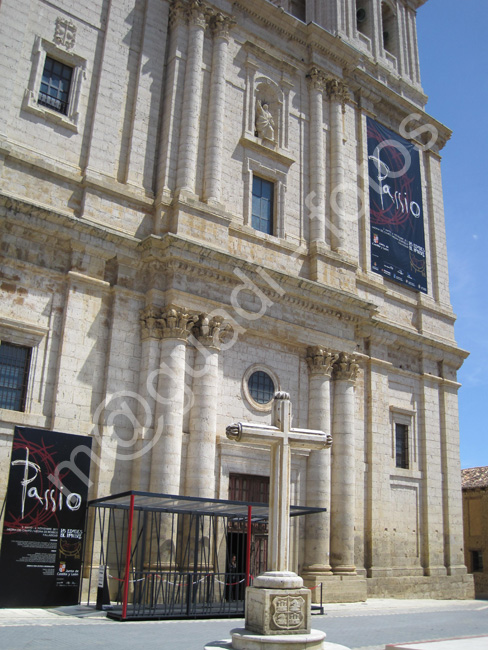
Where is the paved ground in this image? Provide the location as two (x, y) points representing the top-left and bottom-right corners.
(0, 599), (486, 649)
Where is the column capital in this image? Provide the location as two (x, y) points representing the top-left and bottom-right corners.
(192, 314), (230, 350)
(333, 352), (359, 382)
(169, 0), (188, 27)
(188, 0), (212, 28)
(140, 306), (161, 340)
(209, 12), (236, 38)
(159, 305), (198, 340)
(306, 347), (337, 377)
(326, 78), (350, 106)
(306, 66), (327, 92)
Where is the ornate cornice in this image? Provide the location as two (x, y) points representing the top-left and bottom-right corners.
(306, 347), (337, 376)
(333, 352), (359, 382)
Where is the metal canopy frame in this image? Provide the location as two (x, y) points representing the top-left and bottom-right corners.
(88, 489), (326, 519)
(85, 491), (326, 621)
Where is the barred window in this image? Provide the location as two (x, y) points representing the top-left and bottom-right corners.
(395, 423), (409, 469)
(38, 56), (73, 115)
(0, 342), (31, 411)
(248, 371), (275, 405)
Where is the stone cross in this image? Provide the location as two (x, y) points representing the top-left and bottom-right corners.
(226, 391), (332, 577)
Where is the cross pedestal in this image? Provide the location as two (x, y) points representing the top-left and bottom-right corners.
(203, 392), (350, 650)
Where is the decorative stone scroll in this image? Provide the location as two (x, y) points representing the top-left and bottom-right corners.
(333, 351), (359, 382)
(306, 346), (337, 376)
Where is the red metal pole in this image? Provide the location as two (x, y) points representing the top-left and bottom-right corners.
(122, 494), (135, 620)
(246, 505), (252, 587)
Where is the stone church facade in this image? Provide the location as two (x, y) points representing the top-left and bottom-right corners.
(0, 0), (473, 601)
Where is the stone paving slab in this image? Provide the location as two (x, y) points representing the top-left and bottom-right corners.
(386, 635), (488, 650)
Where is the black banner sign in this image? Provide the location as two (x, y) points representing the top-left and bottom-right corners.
(367, 117), (427, 293)
(0, 427), (92, 607)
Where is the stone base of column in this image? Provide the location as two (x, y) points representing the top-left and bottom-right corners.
(332, 565), (357, 576)
(302, 567), (333, 604)
(447, 564), (468, 576)
(308, 574), (367, 604)
(424, 565), (448, 577)
(204, 631), (351, 650)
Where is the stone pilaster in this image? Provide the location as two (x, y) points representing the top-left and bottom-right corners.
(149, 305), (197, 495)
(326, 79), (350, 253)
(156, 0), (188, 200)
(307, 68), (327, 244)
(203, 13), (235, 204)
(175, 1), (210, 196)
(185, 315), (228, 499)
(303, 347), (335, 580)
(330, 352), (359, 574)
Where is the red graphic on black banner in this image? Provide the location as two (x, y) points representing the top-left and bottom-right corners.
(0, 427), (92, 607)
(367, 117), (427, 293)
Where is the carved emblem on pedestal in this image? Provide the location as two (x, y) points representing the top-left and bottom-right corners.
(271, 595), (305, 630)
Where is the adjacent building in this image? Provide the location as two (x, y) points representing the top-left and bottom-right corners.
(0, 0), (473, 601)
(462, 467), (488, 599)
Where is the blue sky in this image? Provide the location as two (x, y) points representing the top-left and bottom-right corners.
(417, 0), (488, 469)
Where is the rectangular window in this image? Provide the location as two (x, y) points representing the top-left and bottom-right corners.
(290, 0), (306, 21)
(472, 550), (483, 572)
(395, 423), (409, 469)
(0, 342), (31, 412)
(252, 176), (274, 235)
(38, 56), (73, 115)
(229, 474), (270, 504)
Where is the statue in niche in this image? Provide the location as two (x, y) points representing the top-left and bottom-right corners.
(255, 99), (275, 141)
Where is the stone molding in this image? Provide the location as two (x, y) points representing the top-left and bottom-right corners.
(333, 352), (359, 382)
(306, 347), (336, 376)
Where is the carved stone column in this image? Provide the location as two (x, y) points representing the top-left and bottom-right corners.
(330, 352), (359, 574)
(326, 79), (350, 253)
(149, 305), (197, 495)
(131, 307), (163, 491)
(303, 347), (335, 584)
(307, 67), (327, 244)
(176, 1), (209, 196)
(185, 315), (228, 499)
(203, 13), (234, 204)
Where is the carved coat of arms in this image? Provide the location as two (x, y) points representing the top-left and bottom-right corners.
(271, 595), (305, 630)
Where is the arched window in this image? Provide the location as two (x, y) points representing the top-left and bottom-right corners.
(381, 1), (397, 55)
